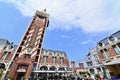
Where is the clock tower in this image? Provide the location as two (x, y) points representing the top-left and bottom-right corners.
(5, 10), (49, 80)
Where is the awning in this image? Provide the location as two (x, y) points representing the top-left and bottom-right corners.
(33, 70), (73, 73)
(104, 59), (120, 66)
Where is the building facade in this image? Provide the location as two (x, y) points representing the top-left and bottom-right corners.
(97, 30), (120, 78)
(85, 47), (106, 79)
(34, 49), (70, 79)
(0, 38), (17, 79)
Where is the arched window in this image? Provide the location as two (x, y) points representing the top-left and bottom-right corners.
(58, 67), (65, 71)
(40, 66), (48, 70)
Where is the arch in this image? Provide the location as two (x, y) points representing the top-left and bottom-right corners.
(49, 66), (56, 71)
(40, 66), (48, 70)
(58, 67), (65, 71)
(0, 63), (5, 69)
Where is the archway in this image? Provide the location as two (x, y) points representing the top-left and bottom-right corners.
(16, 65), (28, 80)
(40, 66), (48, 70)
(39, 66), (48, 79)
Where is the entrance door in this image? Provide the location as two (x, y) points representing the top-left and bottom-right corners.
(16, 72), (25, 80)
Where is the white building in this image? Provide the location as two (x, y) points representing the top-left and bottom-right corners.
(85, 47), (106, 79)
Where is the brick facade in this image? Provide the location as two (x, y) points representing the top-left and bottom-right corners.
(0, 53), (3, 59)
(39, 56), (69, 66)
(9, 57), (34, 79)
(98, 52), (104, 59)
(47, 56), (52, 63)
(96, 30), (120, 78)
(64, 58), (69, 66)
(108, 48), (117, 57)
(56, 57), (60, 64)
(8, 54), (13, 60)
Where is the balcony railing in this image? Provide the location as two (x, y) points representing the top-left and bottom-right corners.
(17, 68), (26, 72)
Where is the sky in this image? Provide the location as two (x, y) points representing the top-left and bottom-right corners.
(0, 0), (120, 66)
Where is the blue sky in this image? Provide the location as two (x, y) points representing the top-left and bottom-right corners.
(0, 0), (120, 66)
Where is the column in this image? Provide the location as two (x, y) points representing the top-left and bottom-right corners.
(48, 66), (50, 71)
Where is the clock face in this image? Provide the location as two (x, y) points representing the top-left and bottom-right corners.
(27, 46), (33, 52)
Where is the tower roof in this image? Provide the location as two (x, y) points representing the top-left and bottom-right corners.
(0, 38), (10, 45)
(35, 10), (49, 18)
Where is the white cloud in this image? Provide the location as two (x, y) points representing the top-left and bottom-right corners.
(1, 0), (120, 33)
(61, 35), (69, 39)
(81, 40), (94, 45)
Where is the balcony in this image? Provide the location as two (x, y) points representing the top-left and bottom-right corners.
(17, 65), (28, 72)
(17, 68), (26, 72)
